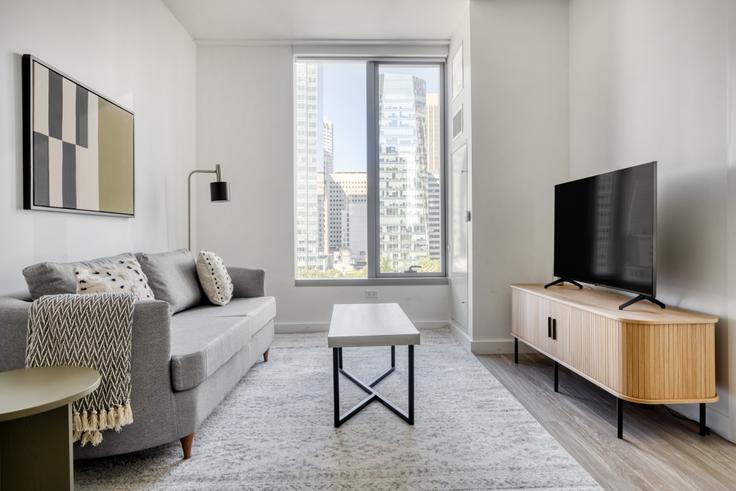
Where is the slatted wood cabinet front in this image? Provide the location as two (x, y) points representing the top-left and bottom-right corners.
(511, 284), (718, 404)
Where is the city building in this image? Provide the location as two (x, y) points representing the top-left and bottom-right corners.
(320, 119), (334, 255)
(294, 62), (324, 272)
(426, 93), (441, 176)
(329, 172), (367, 259)
(378, 72), (430, 273)
(427, 172), (442, 261)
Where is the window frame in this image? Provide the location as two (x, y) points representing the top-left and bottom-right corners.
(294, 57), (447, 286)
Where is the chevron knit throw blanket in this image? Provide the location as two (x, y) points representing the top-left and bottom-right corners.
(26, 293), (136, 446)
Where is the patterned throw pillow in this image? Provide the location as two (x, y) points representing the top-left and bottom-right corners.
(196, 251), (234, 306)
(75, 257), (155, 301)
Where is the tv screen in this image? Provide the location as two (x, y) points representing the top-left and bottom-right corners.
(553, 162), (656, 296)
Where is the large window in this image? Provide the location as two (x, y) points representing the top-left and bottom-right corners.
(294, 59), (444, 281)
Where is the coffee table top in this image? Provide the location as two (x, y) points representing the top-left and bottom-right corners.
(0, 366), (100, 422)
(328, 303), (420, 348)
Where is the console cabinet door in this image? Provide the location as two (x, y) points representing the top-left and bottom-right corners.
(555, 306), (623, 393)
(548, 302), (570, 360)
(554, 303), (582, 369)
(512, 290), (540, 345)
(536, 297), (555, 354)
(512, 290), (554, 351)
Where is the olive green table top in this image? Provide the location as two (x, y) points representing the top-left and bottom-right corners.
(0, 366), (100, 422)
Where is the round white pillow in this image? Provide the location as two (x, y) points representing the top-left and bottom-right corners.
(196, 250), (234, 306)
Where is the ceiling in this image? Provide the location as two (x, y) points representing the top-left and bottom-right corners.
(163, 0), (467, 42)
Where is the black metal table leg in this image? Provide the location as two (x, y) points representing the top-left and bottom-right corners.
(617, 398), (623, 439)
(700, 403), (708, 436)
(408, 345), (414, 425)
(554, 361), (559, 392)
(333, 348), (340, 427)
(514, 338), (519, 364)
(333, 345), (415, 427)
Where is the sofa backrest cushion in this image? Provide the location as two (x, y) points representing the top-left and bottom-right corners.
(136, 249), (202, 314)
(75, 256), (155, 301)
(23, 253), (138, 300)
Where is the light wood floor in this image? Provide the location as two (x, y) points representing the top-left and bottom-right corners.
(478, 353), (736, 491)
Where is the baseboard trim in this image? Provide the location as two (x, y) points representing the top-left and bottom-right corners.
(667, 402), (734, 442)
(449, 320), (472, 352)
(274, 322), (328, 334)
(275, 320), (449, 334)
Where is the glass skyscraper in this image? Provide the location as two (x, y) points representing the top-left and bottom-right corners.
(378, 72), (431, 273)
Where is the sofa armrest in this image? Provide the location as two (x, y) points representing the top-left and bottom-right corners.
(229, 267), (265, 297)
(0, 297), (173, 376)
(0, 298), (172, 371)
(130, 300), (171, 370)
(0, 297), (31, 372)
(128, 298), (176, 427)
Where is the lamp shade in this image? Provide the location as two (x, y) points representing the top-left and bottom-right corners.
(210, 181), (230, 201)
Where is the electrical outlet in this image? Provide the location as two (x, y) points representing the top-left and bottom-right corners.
(365, 289), (379, 299)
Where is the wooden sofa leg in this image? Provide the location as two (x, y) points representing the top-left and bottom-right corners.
(263, 349), (270, 362)
(180, 433), (194, 459)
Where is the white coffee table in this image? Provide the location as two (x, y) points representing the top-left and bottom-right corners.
(328, 303), (420, 427)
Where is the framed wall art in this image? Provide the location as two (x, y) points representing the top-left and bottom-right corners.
(23, 55), (135, 217)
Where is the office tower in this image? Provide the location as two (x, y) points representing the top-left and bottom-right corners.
(378, 73), (430, 273)
(294, 62), (323, 272)
(426, 93), (441, 176)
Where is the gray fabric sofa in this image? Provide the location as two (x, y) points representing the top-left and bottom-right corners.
(0, 250), (275, 459)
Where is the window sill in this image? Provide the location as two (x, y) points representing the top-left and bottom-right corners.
(294, 277), (448, 287)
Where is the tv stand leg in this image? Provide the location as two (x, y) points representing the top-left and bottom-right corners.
(544, 278), (583, 289)
(553, 361), (559, 392)
(700, 403), (709, 436)
(617, 398), (623, 439)
(619, 294), (666, 311)
(514, 338), (519, 364)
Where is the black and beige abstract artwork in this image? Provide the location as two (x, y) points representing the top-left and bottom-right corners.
(23, 55), (134, 216)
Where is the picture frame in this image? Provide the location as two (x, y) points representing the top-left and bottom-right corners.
(23, 54), (135, 217)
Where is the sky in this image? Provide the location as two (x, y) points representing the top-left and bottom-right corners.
(322, 62), (440, 172)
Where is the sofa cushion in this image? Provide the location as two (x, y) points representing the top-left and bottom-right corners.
(75, 256), (155, 300)
(196, 251), (234, 306)
(170, 315), (254, 391)
(175, 297), (276, 330)
(23, 253), (137, 300)
(136, 249), (203, 314)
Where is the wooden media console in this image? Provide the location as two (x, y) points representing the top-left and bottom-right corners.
(510, 283), (718, 439)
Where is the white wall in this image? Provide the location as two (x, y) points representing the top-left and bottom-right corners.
(466, 0), (570, 353)
(447, 5), (473, 346)
(0, 0), (196, 295)
(569, 0), (735, 441)
(195, 46), (450, 330)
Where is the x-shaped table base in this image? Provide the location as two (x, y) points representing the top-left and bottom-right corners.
(332, 345), (414, 427)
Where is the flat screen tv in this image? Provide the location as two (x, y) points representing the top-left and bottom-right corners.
(552, 162), (657, 300)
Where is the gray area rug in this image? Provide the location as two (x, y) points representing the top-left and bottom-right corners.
(76, 328), (600, 490)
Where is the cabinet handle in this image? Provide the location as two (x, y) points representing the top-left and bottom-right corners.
(547, 317), (551, 338)
(552, 318), (557, 340)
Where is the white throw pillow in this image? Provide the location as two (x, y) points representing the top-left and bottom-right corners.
(75, 257), (155, 301)
(196, 251), (234, 306)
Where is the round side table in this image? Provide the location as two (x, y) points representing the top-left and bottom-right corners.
(0, 366), (100, 491)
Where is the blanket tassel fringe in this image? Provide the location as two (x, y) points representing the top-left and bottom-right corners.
(72, 405), (134, 447)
